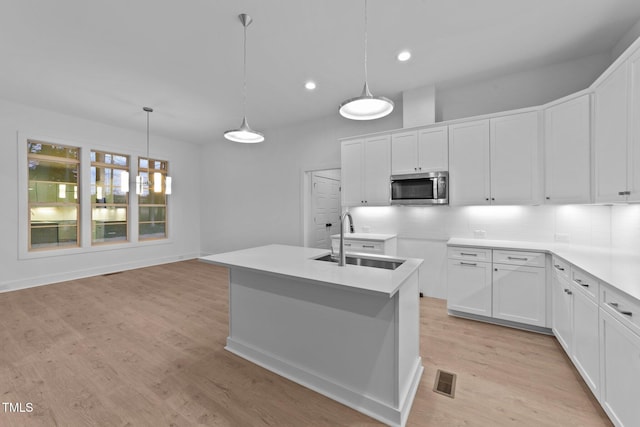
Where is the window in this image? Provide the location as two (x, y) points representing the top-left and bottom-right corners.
(91, 151), (130, 244)
(138, 157), (168, 240)
(27, 141), (80, 250)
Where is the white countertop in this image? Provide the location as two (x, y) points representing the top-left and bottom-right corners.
(199, 244), (422, 297)
(448, 238), (640, 302)
(330, 233), (397, 241)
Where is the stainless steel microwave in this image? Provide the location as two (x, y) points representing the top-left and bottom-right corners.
(390, 171), (448, 205)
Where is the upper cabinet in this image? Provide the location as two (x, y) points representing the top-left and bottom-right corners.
(543, 94), (591, 204)
(593, 46), (640, 203)
(391, 126), (448, 175)
(341, 135), (391, 207)
(449, 120), (491, 205)
(490, 111), (541, 205)
(449, 112), (541, 206)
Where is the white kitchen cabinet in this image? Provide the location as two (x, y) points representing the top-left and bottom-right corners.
(492, 251), (546, 327)
(449, 112), (541, 206)
(543, 94), (591, 204)
(448, 246), (546, 328)
(600, 309), (640, 427)
(449, 120), (491, 205)
(593, 46), (640, 203)
(341, 135), (391, 207)
(446, 257), (492, 317)
(392, 127), (448, 175)
(572, 282), (600, 399)
(551, 260), (573, 354)
(490, 111), (542, 205)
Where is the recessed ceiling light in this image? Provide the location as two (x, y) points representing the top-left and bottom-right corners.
(305, 81), (317, 90)
(397, 50), (411, 62)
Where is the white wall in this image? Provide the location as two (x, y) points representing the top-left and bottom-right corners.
(435, 52), (611, 121)
(199, 109), (402, 255)
(0, 99), (202, 292)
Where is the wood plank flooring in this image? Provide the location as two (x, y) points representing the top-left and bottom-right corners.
(0, 260), (611, 426)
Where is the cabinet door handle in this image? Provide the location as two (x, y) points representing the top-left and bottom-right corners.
(459, 262), (477, 266)
(362, 245), (375, 248)
(460, 252), (477, 256)
(507, 256), (528, 261)
(618, 191), (631, 196)
(553, 264), (565, 271)
(564, 289), (572, 295)
(609, 302), (633, 317)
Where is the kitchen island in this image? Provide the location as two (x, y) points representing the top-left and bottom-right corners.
(199, 244), (423, 427)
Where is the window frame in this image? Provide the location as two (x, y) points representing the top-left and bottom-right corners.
(91, 150), (131, 245)
(27, 140), (81, 252)
(137, 156), (169, 241)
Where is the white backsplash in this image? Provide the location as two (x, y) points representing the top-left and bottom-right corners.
(347, 204), (640, 298)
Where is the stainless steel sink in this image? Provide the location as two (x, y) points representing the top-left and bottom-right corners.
(314, 253), (404, 270)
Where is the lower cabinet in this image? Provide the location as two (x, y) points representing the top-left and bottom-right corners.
(493, 263), (546, 327)
(600, 309), (640, 427)
(551, 258), (601, 400)
(447, 246), (546, 328)
(446, 258), (492, 316)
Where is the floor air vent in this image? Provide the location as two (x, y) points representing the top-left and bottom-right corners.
(433, 369), (456, 398)
(102, 272), (122, 277)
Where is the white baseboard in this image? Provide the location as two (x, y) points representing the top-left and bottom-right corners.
(0, 252), (200, 293)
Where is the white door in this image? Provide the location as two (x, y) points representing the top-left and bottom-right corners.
(310, 172), (341, 249)
(571, 286), (600, 399)
(628, 48), (640, 202)
(544, 95), (591, 204)
(551, 272), (573, 354)
(446, 259), (492, 316)
(492, 263), (546, 327)
(448, 120), (491, 205)
(594, 63), (629, 203)
(391, 130), (418, 175)
(600, 309), (640, 427)
(363, 135), (391, 205)
(490, 111), (541, 205)
(341, 139), (364, 206)
(418, 126), (448, 172)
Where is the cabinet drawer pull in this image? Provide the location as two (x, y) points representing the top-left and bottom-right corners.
(362, 245), (375, 248)
(553, 264), (565, 271)
(609, 302), (633, 317)
(618, 191), (626, 196)
(507, 256), (528, 261)
(564, 288), (572, 295)
(459, 262), (477, 266)
(460, 252), (478, 256)
(344, 243), (352, 246)
(575, 279), (589, 287)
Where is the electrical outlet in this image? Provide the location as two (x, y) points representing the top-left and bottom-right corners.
(474, 229), (487, 238)
(555, 233), (570, 243)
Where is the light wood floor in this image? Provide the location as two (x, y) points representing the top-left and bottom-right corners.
(0, 260), (611, 426)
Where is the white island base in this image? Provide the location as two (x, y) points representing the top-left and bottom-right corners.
(201, 245), (423, 427)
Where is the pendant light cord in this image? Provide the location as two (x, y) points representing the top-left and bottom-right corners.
(364, 0), (368, 84)
(243, 20), (247, 117)
(146, 110), (150, 159)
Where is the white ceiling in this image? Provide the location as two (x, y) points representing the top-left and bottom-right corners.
(2, 0), (640, 145)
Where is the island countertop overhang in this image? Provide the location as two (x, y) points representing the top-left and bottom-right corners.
(199, 244), (423, 297)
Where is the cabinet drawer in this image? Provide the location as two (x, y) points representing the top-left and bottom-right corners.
(571, 267), (600, 301)
(551, 256), (570, 280)
(493, 250), (545, 267)
(335, 239), (384, 254)
(601, 285), (640, 337)
(448, 246), (492, 262)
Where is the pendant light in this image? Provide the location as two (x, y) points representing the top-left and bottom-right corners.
(339, 0), (394, 120)
(136, 107), (173, 195)
(224, 13), (264, 143)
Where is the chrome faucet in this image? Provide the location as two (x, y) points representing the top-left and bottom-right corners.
(339, 211), (355, 266)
